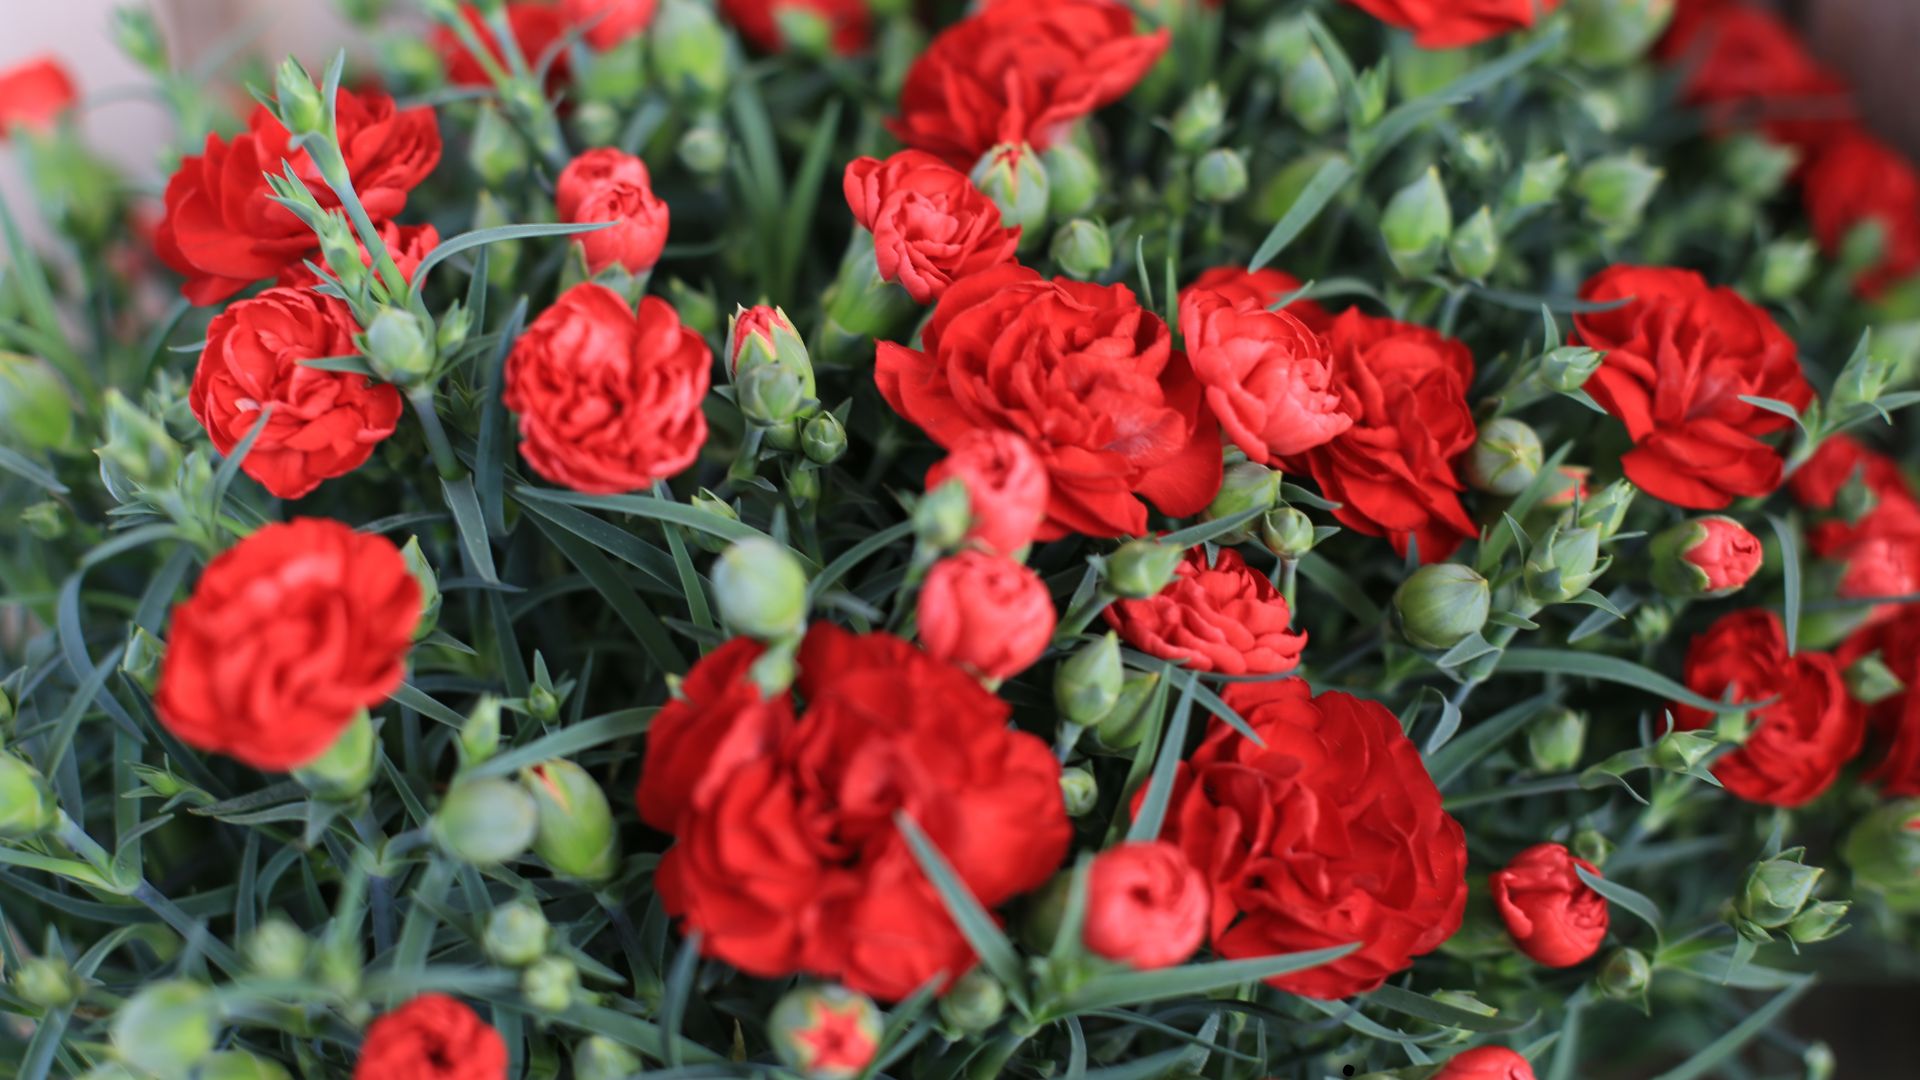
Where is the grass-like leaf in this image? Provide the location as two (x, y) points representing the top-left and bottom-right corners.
(1059, 946), (1357, 1014)
(1497, 648), (1749, 713)
(1575, 865), (1662, 936)
(1248, 155), (1354, 273)
(895, 810), (1031, 1016)
(1768, 514), (1801, 655)
(1648, 976), (1812, 1080)
(1126, 674), (1197, 843)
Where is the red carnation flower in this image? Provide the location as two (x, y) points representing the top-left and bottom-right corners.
(1491, 843), (1610, 968)
(1685, 516), (1765, 594)
(156, 519), (420, 771)
(1434, 1046), (1536, 1080)
(890, 0), (1169, 168)
(924, 429), (1050, 556)
(155, 89), (440, 305)
(555, 148), (670, 275)
(843, 150), (1021, 304)
(1838, 606), (1920, 796)
(1789, 434), (1908, 512)
(1658, 2), (1854, 153)
(562, 0), (659, 50)
(1105, 547), (1305, 675)
(504, 284), (711, 494)
(1803, 129), (1920, 297)
(875, 263), (1222, 540)
(1673, 609), (1863, 808)
(189, 288), (403, 500)
(1574, 265), (1811, 510)
(645, 624), (1071, 1001)
(1083, 842), (1209, 970)
(1147, 678), (1468, 999)
(1343, 0), (1560, 50)
(1178, 286), (1350, 464)
(635, 638), (791, 834)
(0, 55), (78, 136)
(723, 0), (872, 55)
(918, 551), (1057, 680)
(354, 994), (507, 1080)
(433, 2), (568, 88)
(1181, 266), (1331, 331)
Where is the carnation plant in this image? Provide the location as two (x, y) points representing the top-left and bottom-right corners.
(4, 0), (1920, 1077)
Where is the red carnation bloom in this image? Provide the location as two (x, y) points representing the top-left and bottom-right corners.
(1178, 286), (1350, 464)
(1803, 130), (1920, 297)
(890, 0), (1169, 168)
(1105, 547), (1306, 675)
(1796, 438), (1920, 615)
(1658, 2), (1854, 153)
(843, 150), (1021, 303)
(925, 430), (1050, 556)
(918, 551), (1057, 680)
(1789, 434), (1908, 512)
(1147, 678), (1468, 999)
(1289, 309), (1477, 562)
(876, 263), (1222, 540)
(1838, 606), (1920, 796)
(354, 994), (507, 1080)
(275, 221), (441, 290)
(433, 2), (568, 88)
(1574, 265), (1811, 510)
(1490, 843), (1610, 968)
(0, 55), (78, 136)
(155, 89), (440, 305)
(555, 148), (670, 275)
(646, 624), (1071, 1001)
(189, 288), (403, 500)
(1083, 842), (1209, 970)
(1684, 516), (1765, 594)
(1673, 609), (1863, 807)
(636, 638), (791, 834)
(1434, 1046), (1536, 1080)
(722, 0), (872, 55)
(504, 284), (711, 493)
(562, 0), (659, 50)
(156, 519), (420, 771)
(1181, 266), (1330, 331)
(1343, 0), (1560, 50)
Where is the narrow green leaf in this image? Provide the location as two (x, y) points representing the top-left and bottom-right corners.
(297, 354), (376, 375)
(1296, 551), (1382, 623)
(809, 520), (915, 600)
(1575, 865), (1662, 935)
(1427, 690), (1560, 787)
(1360, 26), (1567, 168)
(1157, 507), (1264, 549)
(895, 811), (1031, 1015)
(526, 513), (688, 674)
(0, 444), (69, 494)
(1768, 514), (1801, 656)
(515, 486), (815, 567)
(389, 683), (469, 728)
(443, 475), (499, 584)
(1060, 945), (1357, 1014)
(1126, 676), (1196, 843)
(1248, 156), (1354, 273)
(1649, 977), (1812, 1080)
(1365, 984), (1535, 1033)
(465, 708), (653, 779)
(1497, 648), (1748, 713)
(411, 220), (615, 292)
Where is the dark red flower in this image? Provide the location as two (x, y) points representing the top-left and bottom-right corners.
(1343, 0), (1560, 50)
(1803, 129), (1920, 297)
(1838, 606), (1920, 796)
(433, 3), (568, 88)
(722, 0), (872, 55)
(1490, 843), (1609, 968)
(1658, 2), (1855, 153)
(354, 994), (506, 1080)
(1083, 842), (1209, 970)
(0, 55), (78, 136)
(843, 150), (1021, 303)
(1105, 547), (1305, 675)
(1789, 435), (1908, 512)
(555, 148), (670, 274)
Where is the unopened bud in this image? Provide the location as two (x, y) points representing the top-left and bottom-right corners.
(363, 308), (435, 386)
(293, 709), (377, 802)
(574, 1037), (643, 1080)
(1740, 856), (1823, 929)
(1051, 218), (1113, 280)
(939, 970), (1007, 1034)
(1788, 900), (1850, 944)
(469, 105), (528, 186)
(1093, 672), (1161, 752)
(1843, 799), (1920, 902)
(769, 984), (883, 1079)
(1207, 462), (1281, 536)
(1721, 134), (1798, 201)
(1846, 652), (1905, 705)
(971, 144), (1050, 239)
(1042, 141), (1101, 219)
(0, 750), (57, 840)
(1568, 0), (1674, 67)
(1576, 153), (1663, 236)
(1525, 524), (1605, 604)
(121, 625), (163, 693)
(713, 538), (810, 640)
(1540, 346), (1604, 394)
(914, 479), (972, 551)
(111, 980), (219, 1079)
(0, 352), (73, 452)
(1447, 206), (1500, 282)
(1804, 1042), (1837, 1080)
(274, 58), (327, 138)
(398, 536), (442, 640)
(1528, 707), (1588, 774)
(1282, 48), (1341, 134)
(485, 900), (552, 967)
(246, 916), (309, 981)
(521, 955), (579, 1013)
(1381, 168), (1453, 278)
(1652, 728), (1715, 773)
(650, 0), (730, 106)
(1597, 947), (1651, 1001)
(1393, 563), (1491, 650)
(1060, 767), (1099, 816)
(1508, 154), (1570, 212)
(678, 123), (729, 178)
(1832, 337), (1898, 416)
(688, 490), (740, 553)
(1169, 84), (1225, 152)
(433, 777), (539, 866)
(1193, 148), (1249, 204)
(1650, 516), (1763, 599)
(460, 696), (502, 765)
(1574, 479), (1637, 538)
(1755, 238), (1816, 301)
(13, 954), (81, 1008)
(112, 7), (169, 71)
(523, 759), (620, 882)
(1465, 418), (1542, 497)
(1261, 506), (1318, 561)
(801, 412), (847, 466)
(1456, 131), (1505, 179)
(1106, 540), (1184, 599)
(1056, 632), (1124, 727)
(1572, 829), (1614, 869)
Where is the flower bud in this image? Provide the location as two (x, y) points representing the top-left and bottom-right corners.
(392, 536), (443, 641)
(713, 538), (810, 640)
(1042, 141), (1101, 218)
(1051, 218), (1113, 280)
(246, 916), (309, 980)
(1805, 1042), (1837, 1080)
(468, 104), (528, 186)
(1393, 563), (1491, 650)
(1282, 48), (1341, 134)
(1207, 461), (1281, 536)
(1755, 238), (1816, 301)
(1353, 64), (1390, 127)
(1106, 540), (1184, 599)
(1193, 148), (1248, 204)
(1843, 800), (1920, 903)
(523, 759), (621, 882)
(1652, 728), (1715, 774)
(111, 979), (219, 1079)
(1017, 872), (1072, 953)
(971, 144), (1050, 239)
(13, 954), (81, 1008)
(914, 479), (972, 551)
(1528, 707), (1587, 774)
(112, 625), (160, 695)
(1508, 154), (1570, 211)
(1568, 0), (1674, 67)
(1260, 506), (1318, 561)
(801, 413), (847, 466)
(663, 277), (720, 338)
(1740, 856), (1822, 930)
(460, 696), (502, 766)
(522, 955), (579, 1013)
(1169, 84), (1225, 153)
(1464, 418), (1542, 497)
(362, 308), (435, 386)
(1650, 516), (1763, 599)
(484, 900), (552, 966)
(1456, 131), (1506, 179)
(1447, 206), (1500, 282)
(1094, 671), (1161, 752)
(22, 501), (64, 541)
(1721, 134), (1798, 201)
(0, 351), (73, 452)
(112, 6), (169, 70)
(769, 984), (883, 1079)
(1539, 346), (1604, 394)
(936, 972), (1007, 1039)
(1832, 338), (1900, 418)
(1846, 652), (1905, 706)
(1573, 479), (1637, 539)
(1060, 767), (1099, 816)
(191, 1052), (293, 1080)
(1572, 829), (1614, 869)
(1381, 168), (1453, 278)
(1258, 15), (1312, 69)
(433, 777), (539, 866)
(274, 58), (327, 138)
(0, 749), (57, 840)
(574, 1037), (643, 1080)
(293, 709), (377, 802)
(1597, 947), (1651, 1001)
(674, 122), (728, 179)
(1056, 632), (1124, 727)
(650, 0), (730, 106)
(1524, 525), (1605, 604)
(685, 490), (741, 555)
(1575, 153), (1663, 236)
(1787, 900), (1849, 944)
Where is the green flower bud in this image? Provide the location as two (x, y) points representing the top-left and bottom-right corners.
(774, 6), (835, 55)
(1169, 84), (1225, 153)
(1464, 418), (1542, 496)
(1042, 141), (1101, 219)
(1652, 728), (1715, 773)
(22, 500), (64, 540)
(112, 979), (219, 1080)
(737, 364), (809, 436)
(1787, 899), (1849, 944)
(678, 123), (729, 178)
(1569, 0), (1675, 67)
(1540, 346), (1604, 394)
(0, 749), (57, 840)
(1597, 947), (1652, 1001)
(1051, 218), (1113, 280)
(801, 413), (848, 466)
(1832, 335), (1900, 417)
(1447, 206), (1500, 282)
(1106, 540), (1184, 599)
(688, 490), (741, 553)
(468, 104), (528, 186)
(112, 6), (170, 71)
(1017, 873), (1072, 953)
(1093, 672), (1161, 752)
(485, 900), (552, 967)
(650, 0), (731, 106)
(433, 777), (538, 866)
(769, 984), (883, 1079)
(362, 308), (435, 387)
(1721, 134), (1798, 201)
(1381, 168), (1453, 278)
(914, 478), (973, 551)
(396, 536), (442, 641)
(1507, 154), (1569, 212)
(1740, 856), (1822, 929)
(1455, 131), (1506, 180)
(1282, 48), (1341, 134)
(575, 36), (647, 103)
(1528, 707), (1588, 774)
(0, 352), (73, 452)
(1392, 38), (1472, 99)
(1842, 219), (1890, 279)
(939, 970), (1007, 1034)
(971, 144), (1050, 239)
(1393, 564), (1491, 650)
(713, 538), (810, 640)
(523, 759), (621, 882)
(1060, 767), (1099, 817)
(274, 58), (327, 138)
(521, 955), (579, 1014)
(1193, 148), (1249, 205)
(574, 1036), (644, 1080)
(1844, 800), (1920, 905)
(1207, 462), (1281, 535)
(1804, 1042), (1837, 1080)
(1260, 506), (1318, 561)
(191, 1052), (293, 1080)
(1573, 479), (1637, 539)
(1524, 524), (1605, 604)
(460, 696), (502, 766)
(1572, 828), (1614, 869)
(1257, 16), (1313, 70)
(121, 625), (163, 693)
(1056, 632), (1124, 727)
(729, 305), (817, 427)
(663, 278), (721, 338)
(1846, 652), (1906, 706)
(1755, 238), (1816, 301)
(293, 709), (377, 802)
(1575, 153), (1663, 237)
(246, 916), (309, 981)
(13, 954), (81, 1008)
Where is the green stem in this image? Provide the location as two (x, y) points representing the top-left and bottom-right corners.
(1054, 587), (1117, 643)
(304, 138), (411, 301)
(1443, 773), (1586, 811)
(408, 389), (464, 482)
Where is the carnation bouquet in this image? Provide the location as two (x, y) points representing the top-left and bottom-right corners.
(4, 0), (1920, 1076)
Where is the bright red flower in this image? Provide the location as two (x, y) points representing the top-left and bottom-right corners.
(155, 90), (440, 305)
(1490, 843), (1610, 968)
(1838, 606), (1920, 796)
(504, 284), (711, 493)
(1809, 494), (1920, 608)
(0, 55), (78, 136)
(1789, 434), (1908, 512)
(1105, 547), (1305, 675)
(1434, 1046), (1537, 1080)
(555, 148), (670, 275)
(1083, 842), (1209, 970)
(1658, 2), (1854, 153)
(275, 221), (441, 290)
(1574, 265), (1811, 510)
(1178, 286), (1350, 464)
(354, 994), (507, 1080)
(189, 288), (403, 500)
(1181, 266), (1330, 331)
(843, 150), (1021, 303)
(875, 263), (1222, 540)
(1803, 129), (1920, 297)
(156, 519), (420, 772)
(1343, 0), (1560, 50)
(1673, 609), (1863, 808)
(925, 430), (1051, 556)
(562, 0), (659, 50)
(648, 624), (1071, 1001)
(1147, 678), (1468, 999)
(433, 2), (568, 88)
(722, 0), (872, 55)
(918, 551), (1057, 680)
(1685, 516), (1764, 593)
(635, 638), (791, 834)
(890, 0), (1169, 168)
